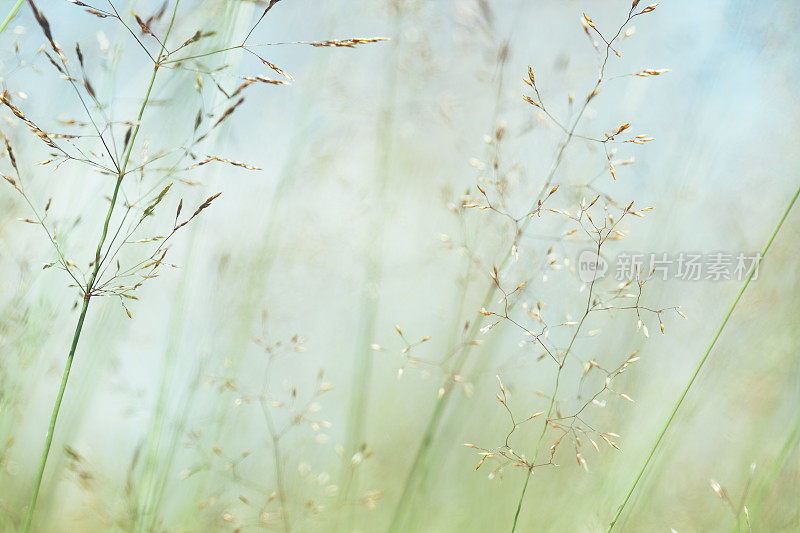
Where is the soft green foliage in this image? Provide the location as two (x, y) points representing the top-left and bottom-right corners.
(0, 1), (799, 532)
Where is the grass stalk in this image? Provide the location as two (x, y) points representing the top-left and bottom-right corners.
(386, 390), (449, 533)
(22, 290), (89, 533)
(262, 381), (291, 533)
(339, 13), (400, 527)
(0, 0), (24, 36)
(131, 8), (247, 529)
(133, 232), (198, 531)
(606, 180), (800, 532)
(391, 38), (511, 516)
(737, 407), (800, 531)
(510, 241), (602, 532)
(22, 4), (180, 530)
(391, 10), (657, 529)
(177, 21), (340, 526)
(388, 64), (595, 531)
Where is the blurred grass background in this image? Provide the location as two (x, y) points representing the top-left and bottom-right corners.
(0, 0), (799, 531)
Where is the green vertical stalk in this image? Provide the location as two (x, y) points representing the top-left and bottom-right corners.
(738, 408), (800, 531)
(607, 181), (800, 532)
(22, 292), (89, 533)
(22, 4), (180, 530)
(339, 10), (400, 529)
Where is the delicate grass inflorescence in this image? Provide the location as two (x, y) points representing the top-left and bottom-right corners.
(195, 320), (338, 531)
(385, 3), (677, 531)
(0, 1), (383, 530)
(1, 1), (798, 532)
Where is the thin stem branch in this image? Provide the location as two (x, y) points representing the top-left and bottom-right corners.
(259, 354), (291, 533)
(262, 403), (291, 533)
(510, 241), (601, 532)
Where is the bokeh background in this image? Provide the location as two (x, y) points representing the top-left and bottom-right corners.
(0, 0), (798, 531)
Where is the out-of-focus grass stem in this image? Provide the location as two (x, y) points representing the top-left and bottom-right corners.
(388, 61), (593, 533)
(737, 408), (800, 531)
(339, 7), (401, 528)
(178, 18), (339, 526)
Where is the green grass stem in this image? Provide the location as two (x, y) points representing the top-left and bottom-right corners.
(606, 180), (800, 532)
(22, 4), (180, 529)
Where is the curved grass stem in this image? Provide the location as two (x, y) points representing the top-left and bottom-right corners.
(606, 181), (800, 532)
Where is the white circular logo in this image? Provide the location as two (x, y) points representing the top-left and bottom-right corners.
(577, 250), (608, 283)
